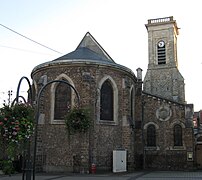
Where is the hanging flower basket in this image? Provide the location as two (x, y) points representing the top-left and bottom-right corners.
(65, 107), (91, 135)
(0, 103), (34, 143)
(0, 103), (34, 174)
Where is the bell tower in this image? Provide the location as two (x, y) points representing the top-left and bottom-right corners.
(143, 16), (185, 103)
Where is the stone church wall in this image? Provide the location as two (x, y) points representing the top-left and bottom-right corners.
(31, 62), (136, 172)
(139, 93), (194, 170)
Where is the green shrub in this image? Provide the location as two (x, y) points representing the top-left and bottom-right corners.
(1, 159), (15, 175)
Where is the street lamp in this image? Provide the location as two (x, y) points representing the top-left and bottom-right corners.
(13, 76), (33, 180)
(32, 80), (80, 180)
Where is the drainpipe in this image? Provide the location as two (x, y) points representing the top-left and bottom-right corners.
(141, 95), (145, 169)
(136, 68), (145, 169)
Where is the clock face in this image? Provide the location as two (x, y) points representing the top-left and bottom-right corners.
(158, 41), (165, 47)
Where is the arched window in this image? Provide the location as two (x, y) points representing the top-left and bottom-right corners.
(100, 80), (113, 121)
(174, 124), (182, 146)
(147, 125), (156, 146)
(54, 79), (71, 120)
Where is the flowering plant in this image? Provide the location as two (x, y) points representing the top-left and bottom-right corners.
(0, 103), (34, 174)
(65, 107), (91, 134)
(0, 103), (34, 143)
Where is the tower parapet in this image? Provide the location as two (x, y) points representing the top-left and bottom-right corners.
(146, 16), (179, 35)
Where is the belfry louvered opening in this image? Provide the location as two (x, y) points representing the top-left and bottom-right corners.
(157, 42), (166, 64)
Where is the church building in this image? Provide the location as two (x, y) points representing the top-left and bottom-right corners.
(31, 16), (194, 172)
(135, 16), (194, 170)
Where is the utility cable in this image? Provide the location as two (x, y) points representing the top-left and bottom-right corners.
(0, 23), (62, 54)
(0, 44), (56, 56)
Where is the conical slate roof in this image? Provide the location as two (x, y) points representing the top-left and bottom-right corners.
(53, 32), (115, 63)
(32, 32), (135, 77)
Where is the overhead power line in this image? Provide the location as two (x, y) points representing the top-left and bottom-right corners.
(0, 44), (55, 56)
(0, 23), (62, 54)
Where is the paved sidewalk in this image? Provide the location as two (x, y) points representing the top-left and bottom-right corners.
(136, 171), (202, 179)
(1, 171), (202, 180)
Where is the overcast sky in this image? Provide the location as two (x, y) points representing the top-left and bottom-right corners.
(0, 0), (201, 111)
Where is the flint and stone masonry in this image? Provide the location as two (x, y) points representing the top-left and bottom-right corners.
(31, 17), (194, 172)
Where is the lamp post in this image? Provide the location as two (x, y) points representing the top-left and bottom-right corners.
(32, 80), (80, 180)
(13, 76), (33, 180)
(15, 76), (32, 104)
